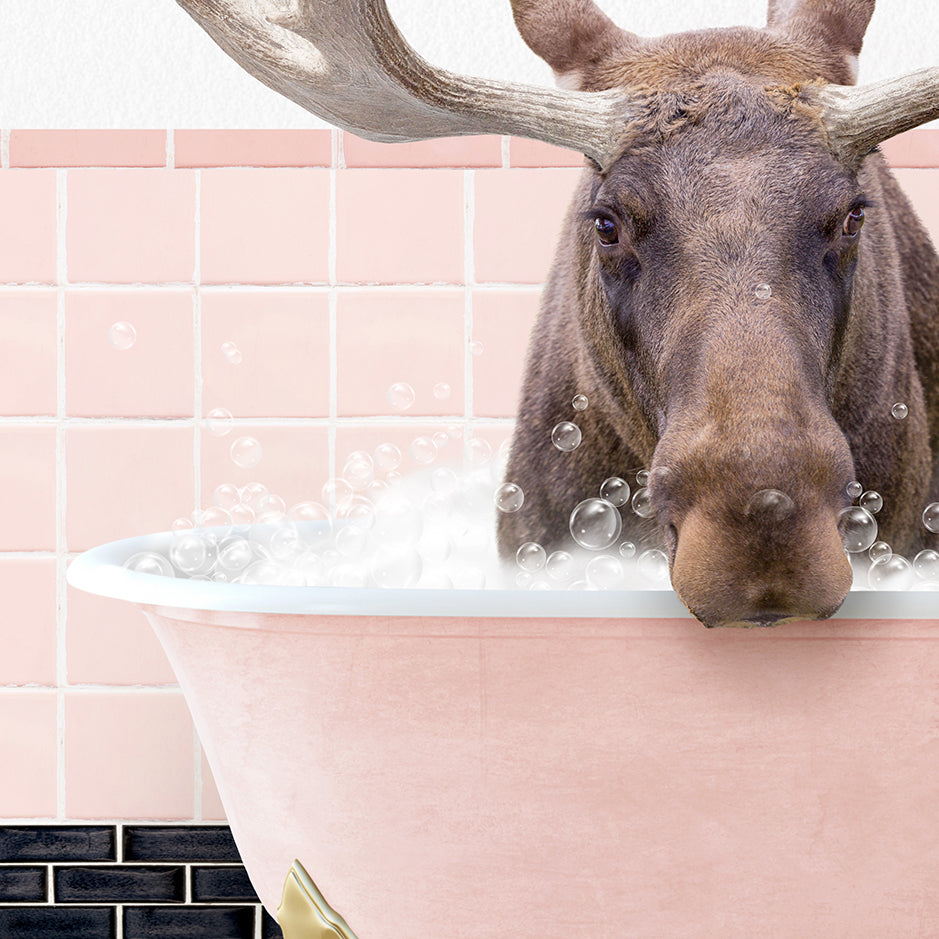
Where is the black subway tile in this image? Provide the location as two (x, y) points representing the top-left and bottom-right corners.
(0, 866), (47, 902)
(261, 907), (285, 938)
(123, 826), (240, 863)
(0, 826), (115, 862)
(123, 905), (255, 939)
(55, 865), (186, 904)
(190, 865), (259, 902)
(0, 906), (114, 938)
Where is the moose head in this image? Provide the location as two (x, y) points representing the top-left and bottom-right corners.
(176, 0), (939, 626)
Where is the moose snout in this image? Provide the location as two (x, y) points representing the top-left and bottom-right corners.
(667, 500), (853, 628)
(652, 425), (856, 628)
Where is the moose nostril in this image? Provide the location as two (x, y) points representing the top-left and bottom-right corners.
(744, 488), (795, 523)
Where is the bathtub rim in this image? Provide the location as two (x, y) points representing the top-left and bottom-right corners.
(66, 528), (939, 620)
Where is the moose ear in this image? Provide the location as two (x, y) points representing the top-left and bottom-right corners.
(766, 0), (876, 83)
(510, 0), (637, 90)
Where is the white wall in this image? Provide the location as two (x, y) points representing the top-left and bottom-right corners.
(1, 0), (936, 128)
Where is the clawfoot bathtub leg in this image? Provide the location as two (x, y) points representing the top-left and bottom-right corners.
(277, 860), (361, 939)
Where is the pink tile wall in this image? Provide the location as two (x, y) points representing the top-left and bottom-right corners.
(0, 127), (936, 826)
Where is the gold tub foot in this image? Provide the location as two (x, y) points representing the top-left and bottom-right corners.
(277, 860), (360, 939)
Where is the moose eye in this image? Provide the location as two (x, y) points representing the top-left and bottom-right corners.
(594, 216), (619, 246)
(843, 206), (865, 238)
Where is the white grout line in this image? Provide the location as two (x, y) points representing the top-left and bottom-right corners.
(328, 129), (339, 483)
(463, 169), (476, 463)
(501, 135), (510, 168)
(0, 129), (10, 169)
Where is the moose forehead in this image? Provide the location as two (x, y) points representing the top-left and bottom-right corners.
(593, 74), (864, 239)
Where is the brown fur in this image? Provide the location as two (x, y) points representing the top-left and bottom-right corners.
(498, 2), (939, 627)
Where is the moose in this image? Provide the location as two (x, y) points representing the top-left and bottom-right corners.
(176, 0), (939, 626)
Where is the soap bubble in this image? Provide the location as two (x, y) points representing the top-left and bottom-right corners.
(913, 549), (939, 582)
(516, 542), (547, 572)
(618, 541), (637, 560)
(923, 502), (939, 533)
(288, 500), (330, 524)
(868, 541), (892, 563)
(195, 506), (233, 536)
(494, 482), (524, 513)
(239, 482), (269, 511)
(755, 283), (772, 300)
(335, 524), (369, 558)
(108, 321), (136, 350)
(859, 490), (883, 515)
(343, 451), (374, 491)
(572, 394), (589, 411)
(469, 340), (484, 356)
(124, 551), (175, 577)
(745, 489), (795, 522)
(169, 532), (214, 575)
(230, 504), (255, 525)
(846, 480), (863, 499)
(551, 421), (582, 452)
(322, 477), (354, 509)
(230, 436), (262, 469)
(337, 495), (375, 529)
(171, 517), (194, 532)
(217, 537), (253, 573)
(221, 341), (243, 365)
(638, 548), (670, 583)
(599, 476), (630, 507)
(545, 550), (576, 583)
(433, 382), (451, 400)
(631, 487), (654, 518)
(467, 437), (493, 467)
(433, 431), (449, 450)
(569, 498), (622, 550)
(636, 470), (650, 486)
(206, 408), (234, 437)
(868, 554), (914, 590)
(387, 382), (415, 411)
(837, 506), (878, 553)
(212, 483), (240, 510)
(374, 443), (403, 474)
(585, 554), (624, 590)
(410, 436), (438, 465)
(891, 402), (908, 420)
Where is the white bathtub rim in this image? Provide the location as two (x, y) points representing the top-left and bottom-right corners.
(65, 529), (939, 620)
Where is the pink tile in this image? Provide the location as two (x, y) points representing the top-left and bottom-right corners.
(336, 290), (465, 416)
(0, 289), (58, 415)
(474, 168), (581, 284)
(200, 424), (330, 511)
(67, 169), (196, 283)
(66, 580), (175, 686)
(509, 137), (586, 167)
(66, 290), (194, 417)
(65, 691), (195, 818)
(0, 560), (57, 686)
(343, 134), (502, 168)
(10, 130), (166, 168)
(175, 130), (332, 167)
(0, 171), (57, 283)
(336, 170), (464, 284)
(893, 169), (939, 246)
(200, 169), (329, 284)
(472, 290), (540, 417)
(881, 129), (939, 168)
(0, 692), (57, 816)
(201, 751), (227, 821)
(201, 291), (329, 418)
(66, 425), (194, 550)
(0, 427), (56, 551)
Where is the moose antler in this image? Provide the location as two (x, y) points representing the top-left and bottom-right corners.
(816, 66), (939, 164)
(174, 0), (634, 170)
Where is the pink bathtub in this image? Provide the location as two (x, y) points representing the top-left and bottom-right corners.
(69, 530), (939, 937)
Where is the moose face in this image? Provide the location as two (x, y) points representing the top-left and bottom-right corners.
(581, 77), (861, 625)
